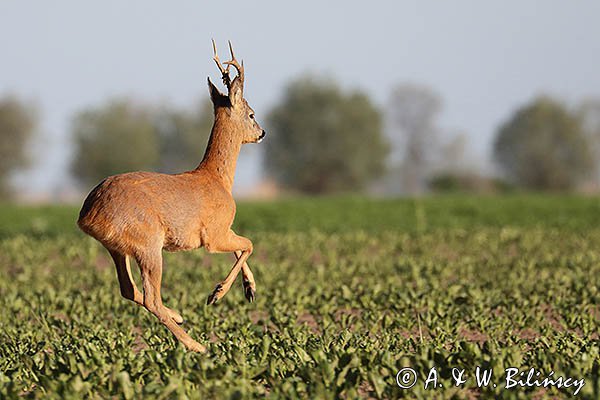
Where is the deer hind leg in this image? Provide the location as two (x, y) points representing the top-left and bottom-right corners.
(109, 250), (143, 305)
(206, 231), (253, 305)
(135, 248), (205, 352)
(110, 249), (183, 324)
(235, 250), (256, 303)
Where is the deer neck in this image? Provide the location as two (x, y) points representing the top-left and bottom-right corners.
(198, 113), (242, 193)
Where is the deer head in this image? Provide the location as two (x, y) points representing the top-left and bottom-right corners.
(207, 40), (266, 144)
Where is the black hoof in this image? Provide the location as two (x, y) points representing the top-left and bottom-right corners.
(243, 280), (255, 303)
(207, 283), (222, 306)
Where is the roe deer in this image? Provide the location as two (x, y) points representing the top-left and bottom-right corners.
(77, 41), (266, 353)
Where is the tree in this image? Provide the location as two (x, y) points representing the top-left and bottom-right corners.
(0, 95), (37, 199)
(493, 96), (592, 190)
(387, 84), (442, 194)
(577, 99), (600, 182)
(71, 99), (159, 187)
(71, 98), (214, 188)
(264, 76), (388, 193)
(155, 100), (212, 173)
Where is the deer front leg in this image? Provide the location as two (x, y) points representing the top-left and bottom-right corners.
(206, 231), (253, 305)
(235, 250), (256, 303)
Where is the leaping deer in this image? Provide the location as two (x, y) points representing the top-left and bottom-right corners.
(77, 41), (265, 352)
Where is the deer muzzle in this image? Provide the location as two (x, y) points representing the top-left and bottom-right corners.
(257, 130), (266, 143)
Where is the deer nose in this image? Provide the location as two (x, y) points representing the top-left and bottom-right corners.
(257, 130), (266, 143)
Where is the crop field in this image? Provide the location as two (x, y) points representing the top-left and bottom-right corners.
(0, 195), (599, 399)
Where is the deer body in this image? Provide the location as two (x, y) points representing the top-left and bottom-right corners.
(78, 169), (235, 254)
(77, 41), (264, 353)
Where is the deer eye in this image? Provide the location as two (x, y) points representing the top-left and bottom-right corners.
(249, 113), (255, 120)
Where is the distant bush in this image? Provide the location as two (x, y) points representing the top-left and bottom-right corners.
(429, 172), (514, 193)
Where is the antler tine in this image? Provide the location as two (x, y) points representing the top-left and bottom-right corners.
(211, 39), (231, 87)
(224, 40), (244, 84)
(228, 40), (235, 61)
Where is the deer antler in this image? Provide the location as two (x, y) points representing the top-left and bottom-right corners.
(212, 39), (231, 88)
(223, 40), (244, 87)
(211, 40), (244, 91)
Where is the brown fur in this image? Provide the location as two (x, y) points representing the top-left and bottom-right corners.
(77, 41), (265, 352)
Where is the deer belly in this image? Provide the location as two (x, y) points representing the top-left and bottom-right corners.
(163, 230), (202, 252)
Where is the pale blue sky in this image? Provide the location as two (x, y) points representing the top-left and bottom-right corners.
(1, 1), (599, 197)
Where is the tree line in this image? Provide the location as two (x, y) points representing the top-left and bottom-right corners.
(1, 77), (600, 199)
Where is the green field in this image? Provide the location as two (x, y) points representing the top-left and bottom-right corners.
(1, 195), (599, 399)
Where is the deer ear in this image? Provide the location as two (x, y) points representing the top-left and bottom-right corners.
(229, 77), (243, 106)
(208, 77), (227, 106)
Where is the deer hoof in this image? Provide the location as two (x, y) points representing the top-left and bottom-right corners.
(165, 307), (184, 324)
(243, 281), (255, 303)
(207, 283), (223, 305)
(185, 340), (207, 353)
